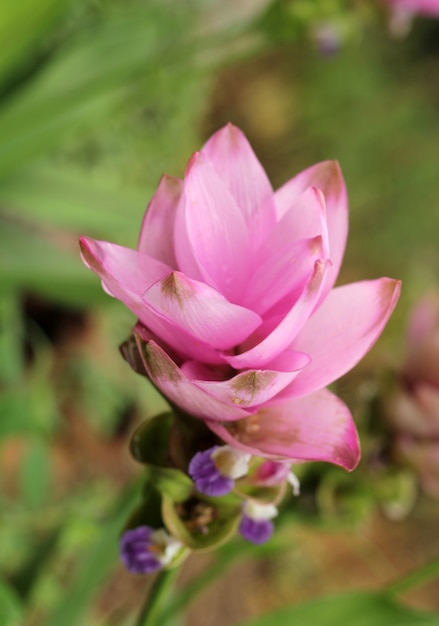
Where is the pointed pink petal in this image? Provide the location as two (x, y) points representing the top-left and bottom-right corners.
(177, 151), (251, 302)
(271, 186), (329, 250)
(275, 161), (347, 295)
(241, 236), (325, 315)
(143, 271), (262, 350)
(137, 174), (183, 268)
(79, 236), (171, 300)
(134, 334), (253, 421)
(285, 278), (402, 397)
(202, 123), (276, 249)
(193, 353), (310, 408)
(80, 238), (225, 364)
(224, 259), (328, 369)
(207, 388), (360, 470)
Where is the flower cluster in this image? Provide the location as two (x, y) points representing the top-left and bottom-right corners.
(80, 124), (400, 573)
(385, 294), (439, 498)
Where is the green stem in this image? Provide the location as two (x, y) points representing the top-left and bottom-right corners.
(160, 536), (288, 625)
(386, 557), (439, 596)
(135, 567), (179, 626)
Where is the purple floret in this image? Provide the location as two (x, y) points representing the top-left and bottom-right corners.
(239, 515), (274, 545)
(120, 526), (162, 574)
(188, 447), (234, 496)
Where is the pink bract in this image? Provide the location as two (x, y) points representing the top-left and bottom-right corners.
(80, 124), (401, 472)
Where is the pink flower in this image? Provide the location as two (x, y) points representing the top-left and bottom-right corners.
(80, 124), (400, 472)
(385, 294), (439, 496)
(386, 0), (439, 17)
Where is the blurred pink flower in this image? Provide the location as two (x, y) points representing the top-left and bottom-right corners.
(80, 124), (400, 472)
(386, 0), (439, 36)
(386, 294), (439, 496)
(386, 0), (439, 16)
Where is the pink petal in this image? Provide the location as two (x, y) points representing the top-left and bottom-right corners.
(137, 174), (183, 268)
(224, 259), (328, 369)
(176, 151), (251, 303)
(275, 161), (347, 295)
(201, 123), (276, 250)
(143, 271), (262, 350)
(241, 235), (325, 315)
(285, 278), (402, 397)
(271, 187), (329, 251)
(134, 333), (254, 421)
(79, 236), (171, 301)
(206, 388), (360, 470)
(80, 238), (226, 364)
(193, 353), (310, 409)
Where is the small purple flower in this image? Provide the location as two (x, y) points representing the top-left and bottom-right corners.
(188, 445), (251, 497)
(240, 515), (274, 545)
(120, 527), (162, 574)
(312, 22), (341, 57)
(120, 526), (182, 575)
(239, 501), (278, 545)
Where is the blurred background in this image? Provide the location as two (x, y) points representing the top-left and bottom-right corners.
(1, 1), (439, 624)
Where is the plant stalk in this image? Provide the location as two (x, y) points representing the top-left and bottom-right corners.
(386, 557), (439, 596)
(135, 567), (179, 626)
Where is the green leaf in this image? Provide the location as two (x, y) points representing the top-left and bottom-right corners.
(0, 216), (105, 306)
(0, 165), (151, 246)
(0, 3), (197, 177)
(20, 440), (51, 506)
(238, 591), (439, 626)
(0, 581), (23, 626)
(20, 439), (51, 508)
(0, 0), (71, 86)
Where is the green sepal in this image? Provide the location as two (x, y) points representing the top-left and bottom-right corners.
(130, 412), (174, 466)
(144, 465), (194, 503)
(234, 480), (287, 506)
(123, 485), (163, 533)
(169, 411), (217, 473)
(119, 334), (148, 377)
(162, 493), (242, 552)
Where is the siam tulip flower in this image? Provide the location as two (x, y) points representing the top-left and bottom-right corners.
(80, 123), (400, 474)
(385, 294), (439, 497)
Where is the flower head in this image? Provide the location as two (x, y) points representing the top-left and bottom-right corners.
(81, 124), (400, 473)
